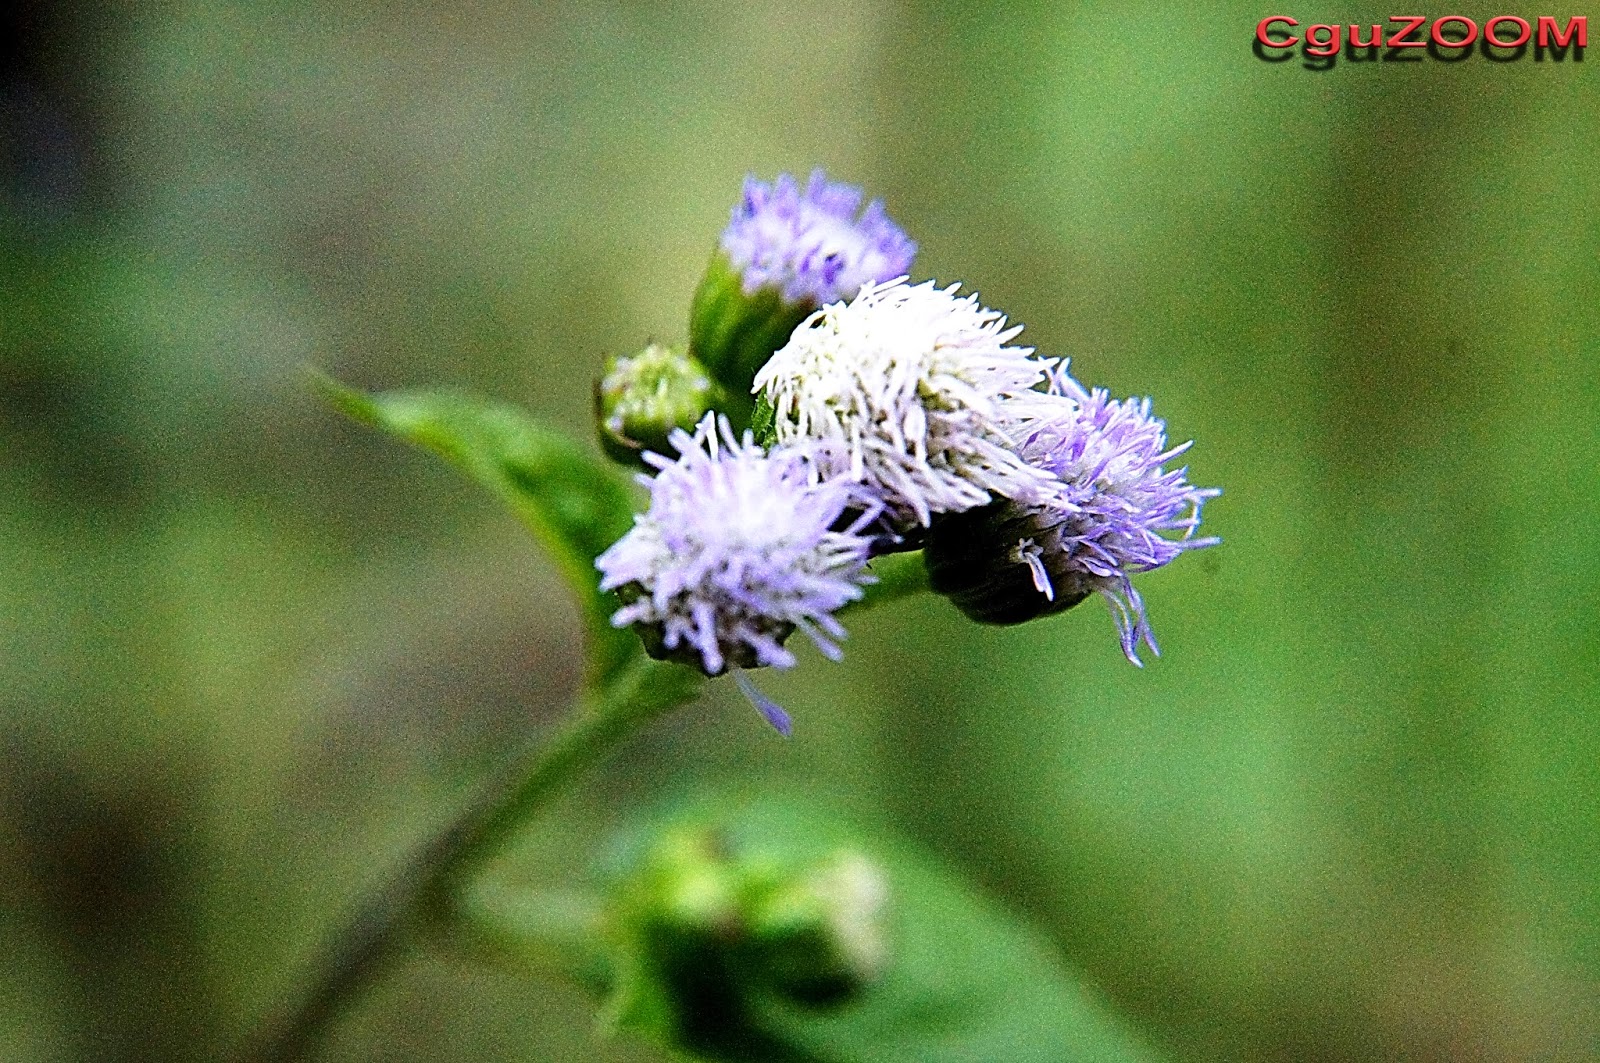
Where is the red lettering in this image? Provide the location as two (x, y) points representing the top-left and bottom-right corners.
(1349, 23), (1383, 47)
(1431, 16), (1478, 48)
(1484, 15), (1532, 47)
(1387, 15), (1428, 46)
(1256, 13), (1580, 59)
(1305, 24), (1343, 56)
(1257, 15), (1299, 47)
(1537, 16), (1587, 47)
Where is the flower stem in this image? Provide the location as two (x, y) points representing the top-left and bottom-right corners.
(430, 657), (702, 896)
(247, 555), (919, 1062)
(451, 883), (610, 992)
(244, 655), (701, 1062)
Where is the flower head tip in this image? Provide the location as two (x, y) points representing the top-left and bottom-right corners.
(926, 364), (1219, 663)
(721, 169), (916, 306)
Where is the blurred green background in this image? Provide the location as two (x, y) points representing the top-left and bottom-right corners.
(4, 1), (1598, 1059)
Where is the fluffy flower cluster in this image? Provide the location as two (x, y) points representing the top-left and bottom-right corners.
(597, 174), (1218, 730)
(1003, 366), (1221, 663)
(754, 278), (1062, 527)
(754, 279), (1217, 662)
(595, 416), (879, 730)
(721, 171), (917, 305)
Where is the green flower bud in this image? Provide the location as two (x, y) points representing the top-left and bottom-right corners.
(923, 501), (1094, 626)
(602, 821), (892, 1056)
(595, 343), (721, 468)
(746, 851), (889, 1006)
(688, 251), (815, 423)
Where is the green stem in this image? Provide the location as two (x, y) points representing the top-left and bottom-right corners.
(244, 655), (701, 1062)
(246, 556), (922, 1061)
(452, 883), (610, 992)
(429, 657), (702, 896)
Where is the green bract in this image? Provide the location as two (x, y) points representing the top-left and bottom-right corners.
(688, 250), (817, 425)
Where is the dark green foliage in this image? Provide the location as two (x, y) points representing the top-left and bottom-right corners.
(750, 392), (779, 450)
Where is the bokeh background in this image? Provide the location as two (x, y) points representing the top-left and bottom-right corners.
(5, 1), (1598, 1059)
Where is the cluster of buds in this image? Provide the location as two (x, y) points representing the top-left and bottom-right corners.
(603, 821), (891, 1051)
(595, 170), (1218, 731)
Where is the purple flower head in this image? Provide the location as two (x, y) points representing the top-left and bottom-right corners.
(721, 170), (917, 305)
(1008, 365), (1220, 664)
(595, 415), (881, 731)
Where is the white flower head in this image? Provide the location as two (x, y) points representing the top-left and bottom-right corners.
(752, 278), (1062, 527)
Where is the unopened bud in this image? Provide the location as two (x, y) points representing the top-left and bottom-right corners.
(688, 251), (813, 422)
(602, 821), (892, 1051)
(747, 851), (890, 1005)
(595, 343), (720, 467)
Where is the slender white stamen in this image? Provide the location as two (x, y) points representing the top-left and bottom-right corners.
(1014, 538), (1054, 600)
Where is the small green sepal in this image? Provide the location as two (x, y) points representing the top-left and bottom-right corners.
(688, 250), (816, 425)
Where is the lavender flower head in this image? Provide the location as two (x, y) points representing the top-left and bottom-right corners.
(753, 278), (1062, 529)
(595, 415), (880, 730)
(721, 170), (917, 305)
(1006, 366), (1220, 663)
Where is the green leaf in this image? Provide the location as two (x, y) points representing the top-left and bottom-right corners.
(315, 374), (640, 686)
(593, 795), (1167, 1063)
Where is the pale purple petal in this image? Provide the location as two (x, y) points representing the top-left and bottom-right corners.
(1010, 364), (1219, 664)
(735, 671), (793, 737)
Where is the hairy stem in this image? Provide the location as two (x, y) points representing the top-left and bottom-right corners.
(244, 655), (701, 1062)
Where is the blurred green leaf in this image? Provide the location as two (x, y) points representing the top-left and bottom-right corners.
(547, 794), (1165, 1063)
(315, 375), (640, 685)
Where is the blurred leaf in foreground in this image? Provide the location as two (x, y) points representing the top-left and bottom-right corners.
(480, 793), (1168, 1063)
